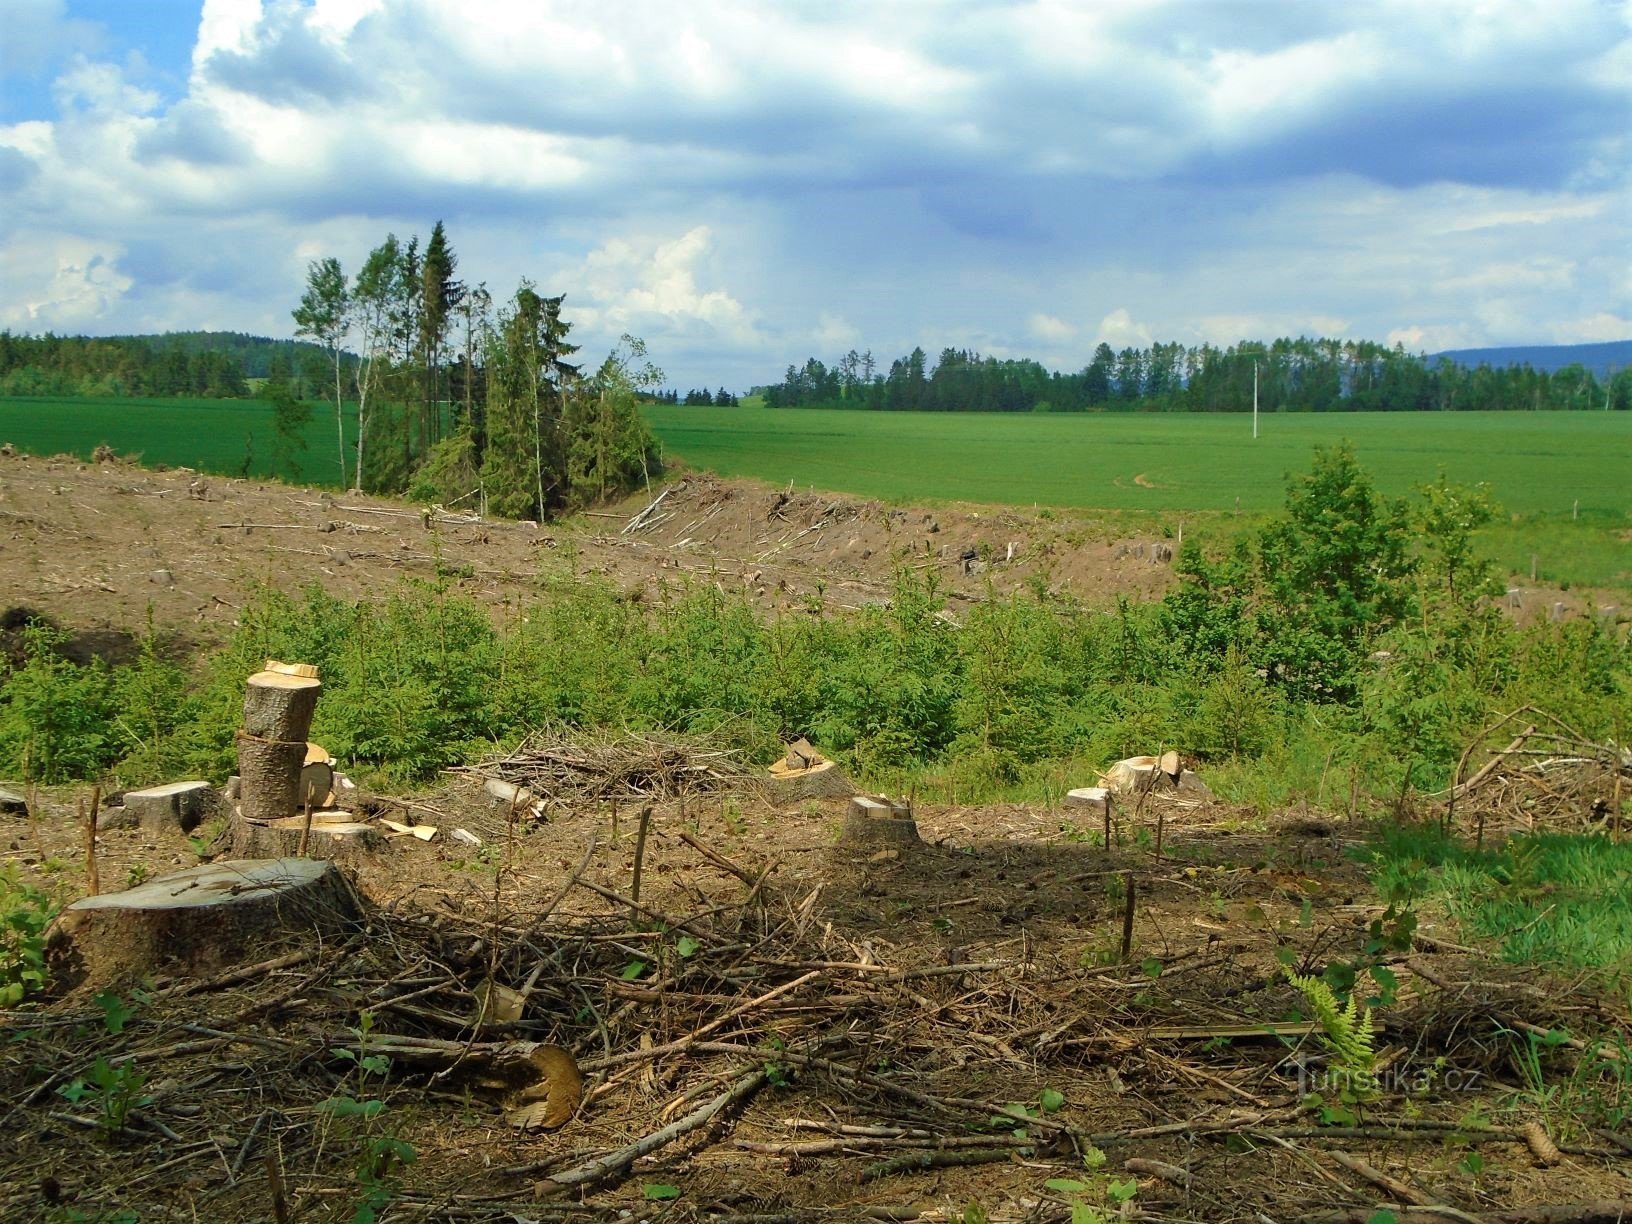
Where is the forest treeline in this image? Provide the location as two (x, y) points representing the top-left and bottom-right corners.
(763, 338), (1632, 413)
(0, 331), (328, 399)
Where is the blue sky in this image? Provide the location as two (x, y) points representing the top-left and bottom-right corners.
(0, 0), (1627, 389)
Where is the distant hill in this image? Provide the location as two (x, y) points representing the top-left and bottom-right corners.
(1430, 340), (1632, 381)
(103, 331), (336, 378)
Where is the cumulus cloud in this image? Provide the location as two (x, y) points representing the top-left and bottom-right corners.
(0, 231), (133, 327)
(567, 226), (764, 354)
(0, 0), (1624, 387)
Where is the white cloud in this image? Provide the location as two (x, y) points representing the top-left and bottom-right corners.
(1094, 309), (1153, 349)
(570, 226), (763, 351)
(0, 0), (104, 79)
(1559, 312), (1632, 344)
(813, 312), (860, 350)
(1028, 313), (1076, 343)
(0, 231), (132, 327)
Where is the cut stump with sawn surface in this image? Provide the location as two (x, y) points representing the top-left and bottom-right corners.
(44, 857), (361, 992)
(838, 795), (922, 849)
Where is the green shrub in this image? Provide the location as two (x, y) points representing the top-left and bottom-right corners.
(1, 865), (56, 1005)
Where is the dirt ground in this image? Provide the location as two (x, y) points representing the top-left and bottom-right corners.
(0, 451), (1184, 663)
(3, 456), (1630, 1221)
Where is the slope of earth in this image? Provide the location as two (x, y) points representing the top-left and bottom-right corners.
(0, 451), (1185, 655)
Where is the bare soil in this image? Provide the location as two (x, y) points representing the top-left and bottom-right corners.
(2, 456), (1629, 1221)
(0, 452), (1179, 664)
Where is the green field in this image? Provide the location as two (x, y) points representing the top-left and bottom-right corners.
(644, 402), (1630, 517)
(0, 395), (356, 485)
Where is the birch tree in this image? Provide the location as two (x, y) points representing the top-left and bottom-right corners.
(292, 257), (350, 487)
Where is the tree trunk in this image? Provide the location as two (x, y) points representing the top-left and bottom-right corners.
(238, 667), (322, 823)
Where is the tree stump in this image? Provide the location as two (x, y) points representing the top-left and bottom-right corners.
(765, 757), (855, 805)
(123, 780), (218, 835)
(229, 812), (389, 863)
(838, 795), (922, 849)
(238, 667), (322, 822)
(1064, 786), (1111, 820)
(44, 857), (361, 992)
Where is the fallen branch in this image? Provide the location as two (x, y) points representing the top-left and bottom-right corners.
(513, 1066), (768, 1187)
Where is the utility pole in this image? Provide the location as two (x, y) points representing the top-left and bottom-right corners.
(1253, 358), (1259, 440)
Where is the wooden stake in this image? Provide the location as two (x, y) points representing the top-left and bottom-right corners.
(82, 786), (101, 896)
(1103, 791), (1113, 849)
(297, 798), (313, 858)
(264, 1146), (290, 1224)
(1120, 871), (1136, 962)
(1154, 804), (1165, 863)
(631, 806), (653, 912)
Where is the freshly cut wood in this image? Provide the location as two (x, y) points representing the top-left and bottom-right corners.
(124, 780), (217, 835)
(238, 667), (322, 822)
(44, 857), (360, 992)
(483, 777), (543, 816)
(0, 787), (29, 817)
(229, 811), (388, 862)
(784, 738), (823, 770)
(839, 795), (922, 849)
(299, 760), (335, 809)
(264, 660), (319, 679)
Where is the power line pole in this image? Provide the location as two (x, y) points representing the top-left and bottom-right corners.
(1253, 358), (1259, 439)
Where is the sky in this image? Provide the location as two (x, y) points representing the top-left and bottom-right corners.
(0, 0), (1628, 391)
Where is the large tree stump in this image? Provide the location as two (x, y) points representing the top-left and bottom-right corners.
(237, 666), (322, 822)
(838, 795), (922, 849)
(44, 857), (361, 992)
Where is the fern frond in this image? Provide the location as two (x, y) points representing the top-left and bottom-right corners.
(1286, 971), (1377, 1084)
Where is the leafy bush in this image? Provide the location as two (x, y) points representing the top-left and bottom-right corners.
(0, 623), (117, 782)
(1, 865), (56, 1005)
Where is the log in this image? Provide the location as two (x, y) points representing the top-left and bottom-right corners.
(0, 787), (29, 817)
(123, 780), (218, 835)
(44, 857), (361, 992)
(238, 668), (322, 822)
(838, 795), (922, 849)
(229, 811), (389, 863)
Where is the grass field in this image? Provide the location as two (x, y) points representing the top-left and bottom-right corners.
(645, 402), (1630, 516)
(0, 395), (355, 486)
(643, 402), (1632, 588)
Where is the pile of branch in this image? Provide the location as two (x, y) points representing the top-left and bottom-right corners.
(453, 728), (757, 809)
(1444, 706), (1630, 838)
